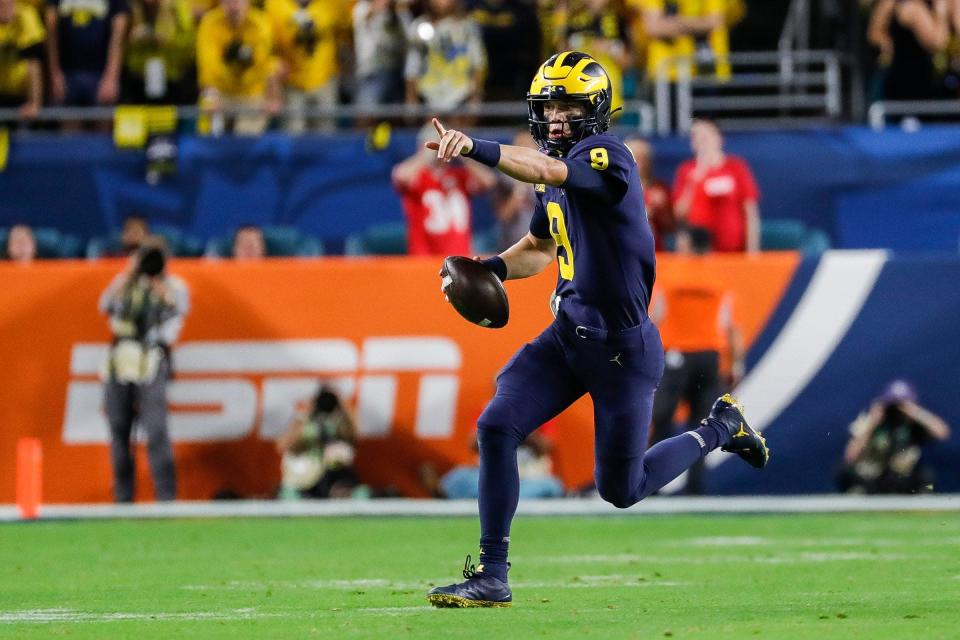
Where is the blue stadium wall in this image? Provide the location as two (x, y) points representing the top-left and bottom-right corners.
(705, 250), (960, 495)
(2, 126), (960, 251)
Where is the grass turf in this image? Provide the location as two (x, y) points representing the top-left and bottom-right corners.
(0, 512), (958, 639)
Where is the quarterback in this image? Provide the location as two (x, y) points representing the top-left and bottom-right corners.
(425, 51), (769, 608)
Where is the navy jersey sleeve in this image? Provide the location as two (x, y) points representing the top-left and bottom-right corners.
(560, 136), (634, 202)
(529, 193), (551, 239)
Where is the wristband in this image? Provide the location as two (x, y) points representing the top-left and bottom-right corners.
(463, 137), (501, 168)
(480, 256), (508, 282)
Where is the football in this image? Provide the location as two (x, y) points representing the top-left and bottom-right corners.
(440, 256), (509, 328)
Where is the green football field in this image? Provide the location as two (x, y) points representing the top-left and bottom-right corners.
(1, 512), (958, 639)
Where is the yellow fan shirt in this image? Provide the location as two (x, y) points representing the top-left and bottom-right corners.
(640, 0), (730, 82)
(0, 3), (45, 98)
(265, 0), (346, 92)
(197, 6), (275, 98)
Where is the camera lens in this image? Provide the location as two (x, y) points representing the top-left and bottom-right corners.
(138, 247), (166, 276)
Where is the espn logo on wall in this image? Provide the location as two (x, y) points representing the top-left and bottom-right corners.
(63, 338), (462, 443)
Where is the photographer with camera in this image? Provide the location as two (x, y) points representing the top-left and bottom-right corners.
(837, 379), (950, 494)
(197, 0), (280, 135)
(98, 237), (190, 502)
(276, 384), (359, 499)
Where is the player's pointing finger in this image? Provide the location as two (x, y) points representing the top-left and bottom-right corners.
(437, 130), (450, 159)
(432, 117), (446, 137)
(442, 130), (459, 160)
(444, 131), (460, 160)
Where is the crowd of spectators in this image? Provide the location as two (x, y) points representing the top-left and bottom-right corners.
(0, 0), (750, 131)
(3, 0), (960, 130)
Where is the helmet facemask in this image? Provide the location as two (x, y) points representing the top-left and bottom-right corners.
(527, 95), (600, 155)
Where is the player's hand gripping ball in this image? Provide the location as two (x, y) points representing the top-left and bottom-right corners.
(439, 256), (509, 328)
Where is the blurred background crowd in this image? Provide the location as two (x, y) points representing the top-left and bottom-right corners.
(2, 0), (960, 129)
(2, 0), (958, 264)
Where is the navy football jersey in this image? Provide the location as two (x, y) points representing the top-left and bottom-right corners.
(529, 132), (656, 331)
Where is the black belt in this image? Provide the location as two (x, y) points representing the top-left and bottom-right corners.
(555, 309), (646, 344)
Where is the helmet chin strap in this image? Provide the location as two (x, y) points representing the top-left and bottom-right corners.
(557, 117), (589, 149)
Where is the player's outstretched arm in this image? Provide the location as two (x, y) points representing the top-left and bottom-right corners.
(426, 118), (569, 187)
(497, 232), (557, 281)
(495, 144), (568, 187)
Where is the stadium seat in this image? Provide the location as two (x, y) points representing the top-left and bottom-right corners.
(206, 226), (324, 258)
(58, 232), (84, 258)
(152, 224), (205, 257)
(204, 235), (231, 258)
(800, 228), (831, 255)
(87, 226), (205, 258)
(263, 226), (323, 257)
(760, 219), (808, 251)
(85, 234), (118, 259)
(761, 219), (833, 254)
(344, 222), (408, 256)
(3, 226), (83, 259)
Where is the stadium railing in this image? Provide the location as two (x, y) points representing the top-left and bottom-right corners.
(0, 100), (657, 136)
(867, 100), (960, 130)
(654, 49), (843, 135)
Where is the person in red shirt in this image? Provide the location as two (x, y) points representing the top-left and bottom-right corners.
(626, 136), (675, 251)
(392, 125), (496, 256)
(672, 119), (761, 253)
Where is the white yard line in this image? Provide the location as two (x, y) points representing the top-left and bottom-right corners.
(181, 579), (429, 591)
(681, 536), (769, 546)
(516, 552), (923, 565)
(667, 536), (960, 548)
(0, 608), (284, 624)
(354, 607), (434, 615)
(180, 577), (688, 593)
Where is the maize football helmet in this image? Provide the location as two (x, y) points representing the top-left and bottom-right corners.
(527, 51), (613, 155)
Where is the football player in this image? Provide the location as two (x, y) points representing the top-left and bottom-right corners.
(425, 51), (769, 608)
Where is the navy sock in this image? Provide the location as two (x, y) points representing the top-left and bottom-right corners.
(476, 427), (520, 583)
(697, 418), (730, 449)
(690, 424), (718, 451)
(479, 536), (510, 582)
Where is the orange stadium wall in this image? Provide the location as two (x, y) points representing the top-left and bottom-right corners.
(0, 254), (799, 503)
